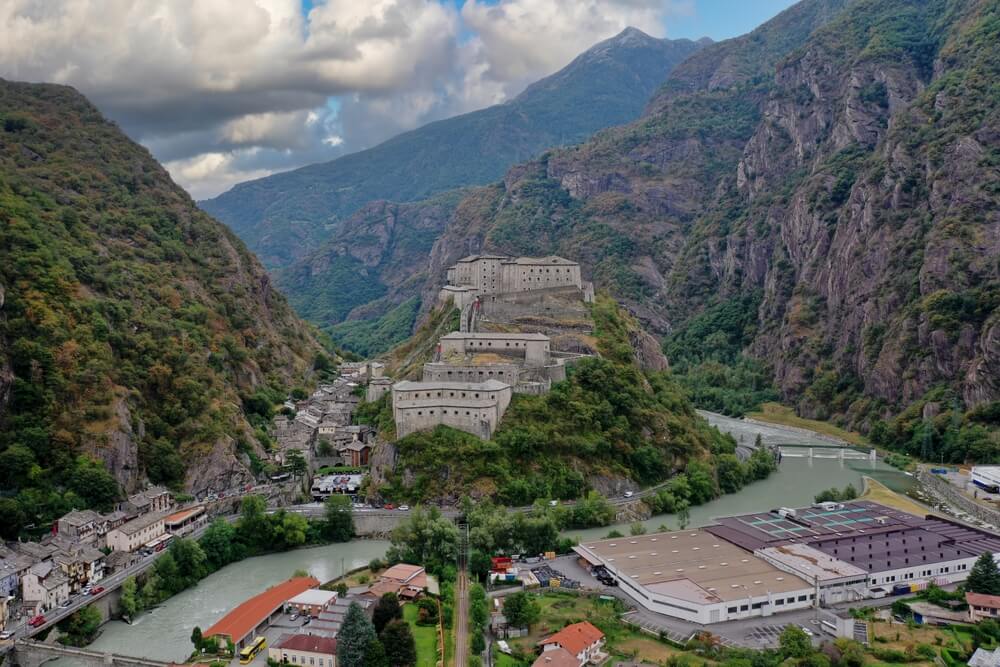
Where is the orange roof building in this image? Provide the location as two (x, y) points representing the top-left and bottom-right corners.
(531, 647), (579, 667)
(205, 576), (319, 647)
(537, 621), (605, 667)
(968, 591), (1000, 623)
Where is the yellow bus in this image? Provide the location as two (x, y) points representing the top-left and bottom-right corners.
(239, 636), (267, 664)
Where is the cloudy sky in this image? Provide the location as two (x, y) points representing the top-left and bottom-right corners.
(0, 0), (795, 200)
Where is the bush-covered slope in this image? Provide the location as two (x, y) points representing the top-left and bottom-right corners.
(201, 29), (708, 270)
(370, 297), (753, 505)
(0, 80), (323, 536)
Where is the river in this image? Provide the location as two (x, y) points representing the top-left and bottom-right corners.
(82, 540), (389, 663)
(62, 417), (913, 663)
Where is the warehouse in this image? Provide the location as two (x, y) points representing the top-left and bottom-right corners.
(708, 502), (1000, 595)
(574, 531), (814, 624)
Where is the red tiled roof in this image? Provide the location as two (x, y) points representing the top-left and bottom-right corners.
(275, 634), (337, 655)
(531, 647), (579, 667)
(538, 621), (604, 656)
(205, 577), (319, 642)
(967, 592), (1000, 608)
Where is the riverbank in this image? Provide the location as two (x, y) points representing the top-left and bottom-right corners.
(860, 475), (935, 516)
(83, 540), (389, 663)
(745, 402), (868, 446)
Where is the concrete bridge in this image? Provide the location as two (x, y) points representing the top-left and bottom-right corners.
(8, 640), (172, 667)
(777, 445), (876, 461)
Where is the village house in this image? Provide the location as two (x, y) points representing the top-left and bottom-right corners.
(535, 622), (606, 667)
(968, 592), (1000, 623)
(55, 510), (102, 545)
(121, 486), (171, 518)
(0, 554), (22, 600)
(21, 561), (70, 612)
(268, 634), (337, 667)
(364, 564), (429, 602)
(106, 511), (167, 552)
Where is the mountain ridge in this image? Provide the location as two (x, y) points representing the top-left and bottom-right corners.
(200, 27), (710, 269)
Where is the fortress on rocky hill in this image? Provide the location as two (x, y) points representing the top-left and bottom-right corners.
(389, 254), (593, 440)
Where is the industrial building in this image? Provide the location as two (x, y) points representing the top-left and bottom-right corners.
(708, 501), (1000, 595)
(574, 531), (815, 624)
(576, 501), (1000, 624)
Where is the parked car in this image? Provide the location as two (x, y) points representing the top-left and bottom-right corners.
(800, 626), (814, 637)
(302, 617), (312, 625)
(29, 615), (46, 628)
(0, 631), (15, 640)
(60, 600), (72, 608)
(290, 613), (299, 622)
(91, 586), (105, 595)
(81, 586), (92, 595)
(384, 503), (396, 510)
(623, 491), (634, 498)
(398, 505), (410, 511)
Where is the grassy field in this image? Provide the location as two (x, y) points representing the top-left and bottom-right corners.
(861, 477), (935, 517)
(864, 619), (971, 666)
(747, 402), (868, 445)
(494, 652), (529, 667)
(611, 632), (702, 664)
(404, 603), (440, 667)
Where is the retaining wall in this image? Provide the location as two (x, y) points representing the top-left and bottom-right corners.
(918, 471), (1000, 528)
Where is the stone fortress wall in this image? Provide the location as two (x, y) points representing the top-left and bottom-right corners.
(391, 254), (593, 440)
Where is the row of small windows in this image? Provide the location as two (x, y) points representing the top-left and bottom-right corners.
(410, 409), (487, 418)
(403, 391), (485, 399)
(283, 655), (332, 667)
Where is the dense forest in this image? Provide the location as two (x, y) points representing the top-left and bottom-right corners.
(0, 80), (323, 538)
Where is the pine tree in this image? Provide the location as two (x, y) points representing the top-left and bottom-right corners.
(380, 620), (417, 667)
(967, 553), (1000, 595)
(338, 602), (377, 667)
(363, 638), (388, 667)
(372, 592), (402, 634)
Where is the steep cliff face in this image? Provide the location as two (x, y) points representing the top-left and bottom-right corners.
(0, 79), (323, 525)
(369, 0), (998, 432)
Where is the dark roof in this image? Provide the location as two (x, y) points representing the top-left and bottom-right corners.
(704, 501), (927, 551)
(275, 634), (337, 654)
(706, 501), (1000, 575)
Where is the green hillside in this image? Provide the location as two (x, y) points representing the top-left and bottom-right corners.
(0, 80), (323, 538)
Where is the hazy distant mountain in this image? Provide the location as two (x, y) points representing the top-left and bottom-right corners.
(200, 28), (710, 269)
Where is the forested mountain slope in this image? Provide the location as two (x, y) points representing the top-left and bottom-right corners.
(200, 28), (709, 269)
(0, 80), (324, 536)
(330, 0), (1000, 458)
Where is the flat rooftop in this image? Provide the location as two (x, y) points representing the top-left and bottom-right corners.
(440, 332), (549, 341)
(577, 530), (811, 604)
(707, 502), (1000, 575)
(705, 501), (925, 551)
(758, 543), (868, 581)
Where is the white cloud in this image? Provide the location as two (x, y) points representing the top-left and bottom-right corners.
(0, 0), (685, 198)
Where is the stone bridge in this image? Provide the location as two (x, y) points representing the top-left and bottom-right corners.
(9, 640), (172, 667)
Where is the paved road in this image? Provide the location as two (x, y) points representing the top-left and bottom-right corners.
(1, 519), (220, 646)
(454, 569), (470, 667)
